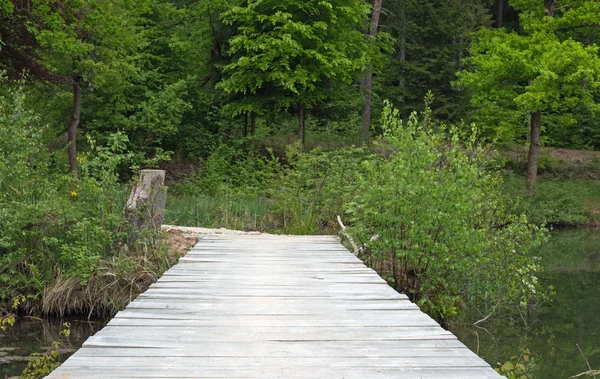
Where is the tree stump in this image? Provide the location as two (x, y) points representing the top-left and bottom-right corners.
(124, 170), (167, 238)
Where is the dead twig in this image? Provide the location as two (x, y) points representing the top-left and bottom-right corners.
(571, 370), (600, 379)
(572, 344), (598, 379)
(473, 299), (501, 326)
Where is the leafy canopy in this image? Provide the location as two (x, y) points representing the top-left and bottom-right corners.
(219, 0), (371, 112)
(458, 0), (600, 143)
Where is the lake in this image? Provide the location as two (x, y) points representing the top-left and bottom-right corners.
(453, 228), (600, 378)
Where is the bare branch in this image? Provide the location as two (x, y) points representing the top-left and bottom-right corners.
(473, 299), (501, 326)
(337, 216), (360, 256)
(572, 344), (598, 379)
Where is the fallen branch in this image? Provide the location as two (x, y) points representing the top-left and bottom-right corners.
(337, 216), (360, 256)
(336, 216), (380, 257)
(571, 344), (598, 379)
(571, 370), (600, 379)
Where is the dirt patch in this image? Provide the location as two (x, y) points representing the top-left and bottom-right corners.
(548, 148), (600, 165)
(166, 229), (199, 259)
(162, 225), (263, 236)
(501, 146), (600, 179)
(505, 146), (600, 163)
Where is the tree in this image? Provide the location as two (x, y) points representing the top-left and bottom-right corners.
(0, 0), (149, 177)
(219, 0), (371, 146)
(361, 0), (383, 144)
(459, 0), (600, 194)
(378, 0), (493, 122)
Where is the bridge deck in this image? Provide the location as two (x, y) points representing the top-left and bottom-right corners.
(47, 234), (501, 378)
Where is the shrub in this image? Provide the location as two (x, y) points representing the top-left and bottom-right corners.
(346, 101), (548, 320)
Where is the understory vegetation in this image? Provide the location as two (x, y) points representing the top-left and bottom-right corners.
(0, 83), (176, 318)
(0, 77), (556, 325)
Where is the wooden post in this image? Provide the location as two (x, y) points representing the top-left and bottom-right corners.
(124, 170), (167, 235)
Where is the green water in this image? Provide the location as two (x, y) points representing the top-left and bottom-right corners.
(453, 228), (600, 378)
(1, 318), (104, 378)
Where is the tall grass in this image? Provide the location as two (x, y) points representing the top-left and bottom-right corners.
(165, 194), (280, 232)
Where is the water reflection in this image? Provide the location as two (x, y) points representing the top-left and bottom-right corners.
(1, 317), (105, 378)
(453, 228), (600, 378)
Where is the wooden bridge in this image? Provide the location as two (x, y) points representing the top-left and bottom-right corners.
(47, 234), (501, 378)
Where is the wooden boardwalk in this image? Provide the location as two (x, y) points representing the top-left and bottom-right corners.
(47, 234), (501, 378)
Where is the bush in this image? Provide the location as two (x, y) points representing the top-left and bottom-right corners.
(173, 142), (281, 198)
(345, 101), (548, 320)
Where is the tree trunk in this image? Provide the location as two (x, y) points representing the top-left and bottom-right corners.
(527, 111), (542, 195)
(68, 74), (82, 179)
(361, 0), (383, 144)
(544, 0), (556, 17)
(243, 113), (248, 138)
(298, 104), (306, 147)
(124, 170), (167, 241)
(496, 0), (504, 28)
(399, 11), (407, 89)
(457, 36), (465, 92)
(250, 112), (257, 136)
(526, 2), (554, 195)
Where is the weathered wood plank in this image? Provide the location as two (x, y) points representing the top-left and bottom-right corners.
(60, 355), (490, 368)
(48, 367), (501, 379)
(46, 234), (500, 378)
(82, 337), (470, 350)
(71, 346), (481, 358)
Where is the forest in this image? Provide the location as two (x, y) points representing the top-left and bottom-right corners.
(0, 0), (600, 377)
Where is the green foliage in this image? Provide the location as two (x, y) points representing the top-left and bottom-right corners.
(166, 142), (284, 231)
(0, 0), (13, 15)
(177, 143), (282, 198)
(496, 349), (535, 379)
(25, 0), (151, 85)
(0, 295), (25, 331)
(167, 99), (551, 323)
(20, 322), (71, 379)
(272, 143), (368, 235)
(458, 1), (600, 145)
(380, 0), (493, 122)
(0, 79), (173, 315)
(20, 344), (61, 379)
(0, 79), (55, 301)
(219, 0), (371, 114)
(166, 194), (276, 232)
(502, 174), (600, 226)
(346, 101), (548, 319)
